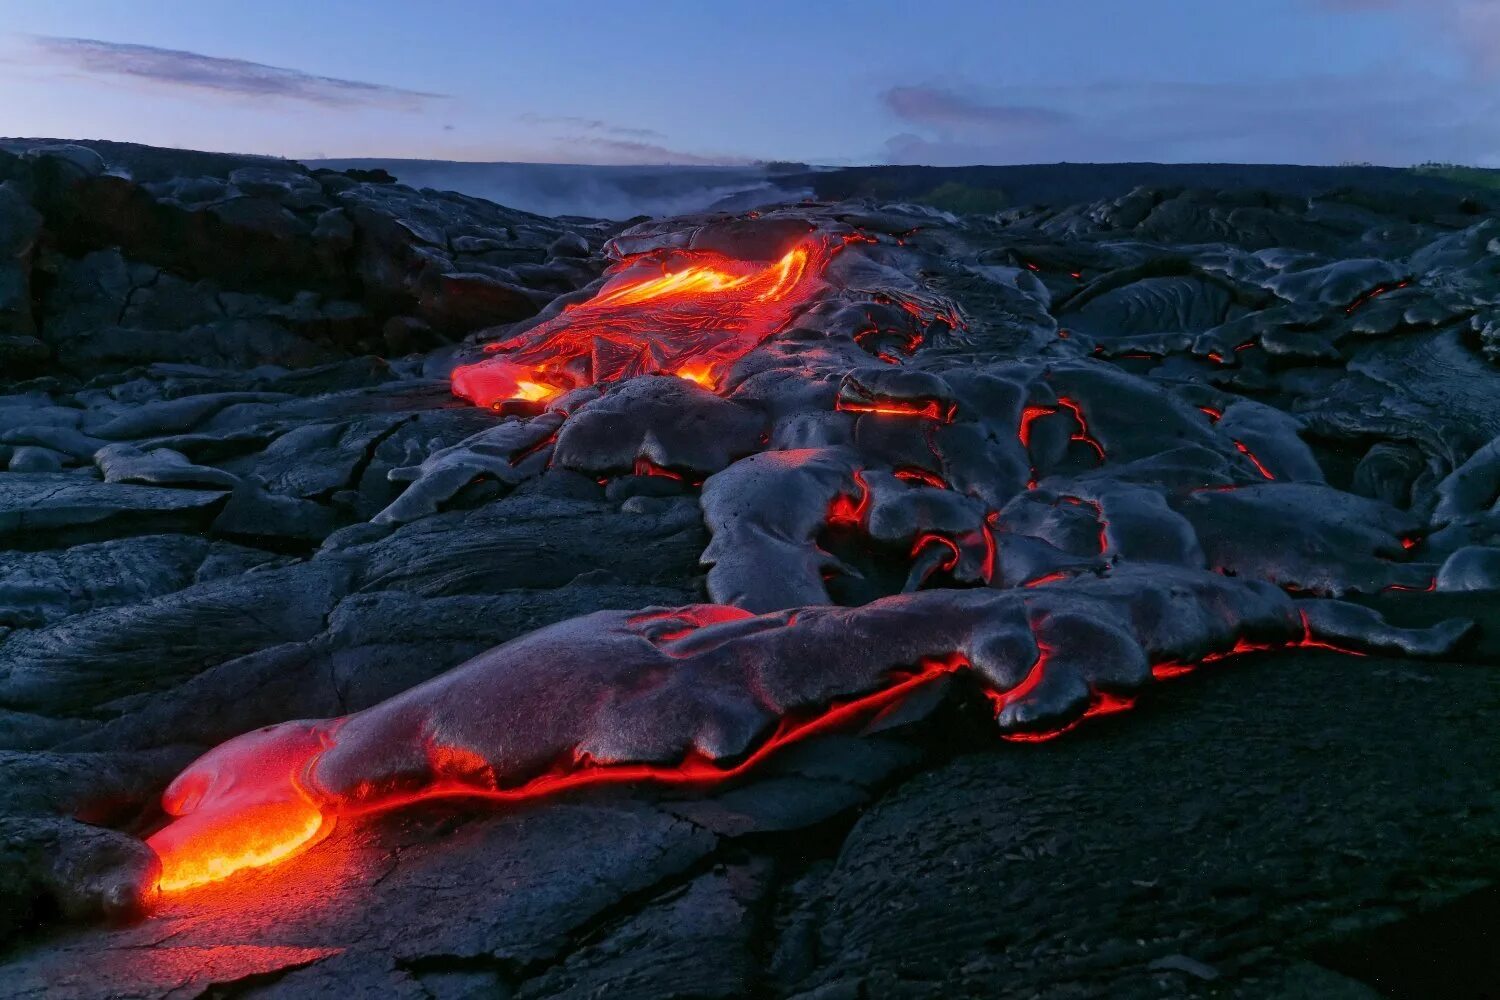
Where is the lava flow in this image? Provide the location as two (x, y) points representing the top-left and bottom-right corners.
(142, 581), (1429, 897)
(451, 235), (852, 408)
(145, 652), (967, 894)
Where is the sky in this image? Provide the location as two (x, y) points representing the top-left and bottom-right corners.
(1, 0), (1498, 167)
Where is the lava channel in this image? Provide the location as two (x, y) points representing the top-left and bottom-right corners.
(451, 234), (854, 408)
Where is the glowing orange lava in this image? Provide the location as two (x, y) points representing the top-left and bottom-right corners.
(154, 804), (326, 894)
(148, 723), (334, 893)
(452, 235), (854, 407)
(674, 364), (717, 389)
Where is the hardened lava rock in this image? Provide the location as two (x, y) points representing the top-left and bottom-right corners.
(132, 202), (1482, 897)
(1, 145), (1499, 995)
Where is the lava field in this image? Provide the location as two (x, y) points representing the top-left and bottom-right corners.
(1, 141), (1498, 998)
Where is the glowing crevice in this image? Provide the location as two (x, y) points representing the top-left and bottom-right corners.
(835, 398), (956, 422)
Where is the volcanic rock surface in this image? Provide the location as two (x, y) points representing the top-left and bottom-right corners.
(1, 141), (1499, 998)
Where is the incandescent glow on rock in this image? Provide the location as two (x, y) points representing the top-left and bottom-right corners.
(451, 236), (855, 407)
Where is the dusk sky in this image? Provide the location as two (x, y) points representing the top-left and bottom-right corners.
(3, 0), (1498, 167)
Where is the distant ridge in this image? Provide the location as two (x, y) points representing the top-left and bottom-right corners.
(784, 162), (1500, 211)
(5, 138), (1496, 220)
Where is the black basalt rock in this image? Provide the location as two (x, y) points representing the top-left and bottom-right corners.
(1, 149), (1498, 997)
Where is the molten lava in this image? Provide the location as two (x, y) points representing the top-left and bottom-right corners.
(148, 723), (333, 893)
(451, 235), (853, 407)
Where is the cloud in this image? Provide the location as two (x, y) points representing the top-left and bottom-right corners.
(1438, 1), (1500, 75)
(29, 35), (443, 108)
(880, 86), (1073, 133)
(517, 113), (666, 141)
(510, 113), (748, 164)
(869, 4), (1498, 169)
(879, 74), (1500, 167)
(546, 135), (753, 166)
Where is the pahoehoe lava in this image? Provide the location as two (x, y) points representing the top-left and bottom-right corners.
(2, 141), (1499, 998)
